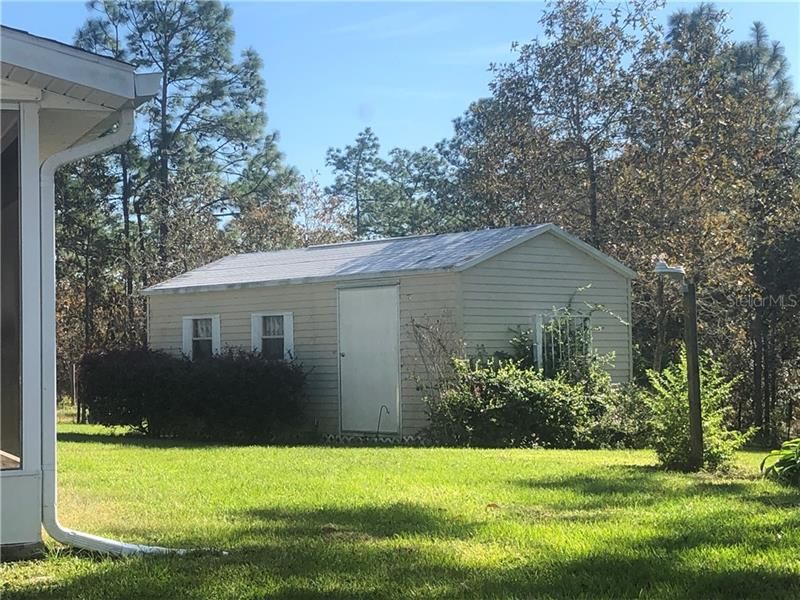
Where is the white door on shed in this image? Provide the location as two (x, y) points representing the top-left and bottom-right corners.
(338, 285), (400, 433)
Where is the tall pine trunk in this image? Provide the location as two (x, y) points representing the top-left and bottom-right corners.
(157, 46), (170, 266)
(120, 147), (134, 344)
(133, 196), (148, 346)
(751, 310), (764, 438)
(763, 323), (771, 442)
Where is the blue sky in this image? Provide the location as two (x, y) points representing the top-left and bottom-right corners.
(2, 1), (798, 184)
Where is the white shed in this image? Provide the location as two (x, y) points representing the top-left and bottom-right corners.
(145, 224), (636, 437)
(0, 26), (159, 559)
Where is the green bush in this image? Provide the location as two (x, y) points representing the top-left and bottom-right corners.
(584, 381), (653, 449)
(645, 348), (754, 471)
(425, 358), (588, 448)
(761, 438), (800, 486)
(80, 348), (305, 442)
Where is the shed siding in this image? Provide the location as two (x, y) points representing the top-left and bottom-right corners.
(397, 273), (461, 435)
(148, 272), (461, 435)
(147, 231), (632, 435)
(460, 231), (632, 382)
(148, 282), (341, 432)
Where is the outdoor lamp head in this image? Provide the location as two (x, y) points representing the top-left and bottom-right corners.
(654, 259), (686, 280)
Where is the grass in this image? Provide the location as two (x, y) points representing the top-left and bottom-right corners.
(2, 424), (799, 599)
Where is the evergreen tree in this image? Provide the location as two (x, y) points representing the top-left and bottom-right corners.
(326, 128), (381, 238)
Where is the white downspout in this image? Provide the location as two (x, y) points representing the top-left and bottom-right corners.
(40, 109), (176, 555)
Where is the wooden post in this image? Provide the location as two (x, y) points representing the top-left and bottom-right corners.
(684, 281), (704, 471)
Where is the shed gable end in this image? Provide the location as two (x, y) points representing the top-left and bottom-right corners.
(460, 231), (633, 382)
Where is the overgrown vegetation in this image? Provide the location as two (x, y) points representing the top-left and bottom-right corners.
(762, 438), (800, 486)
(426, 358), (588, 448)
(425, 356), (652, 450)
(585, 381), (653, 450)
(79, 349), (305, 442)
(419, 302), (651, 450)
(414, 301), (646, 449)
(645, 349), (755, 471)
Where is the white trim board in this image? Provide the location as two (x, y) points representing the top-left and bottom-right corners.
(1, 26), (160, 109)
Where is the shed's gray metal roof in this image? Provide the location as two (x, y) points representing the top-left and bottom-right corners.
(143, 224), (635, 295)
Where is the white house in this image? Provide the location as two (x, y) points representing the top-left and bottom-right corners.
(145, 224), (636, 437)
(0, 26), (160, 559)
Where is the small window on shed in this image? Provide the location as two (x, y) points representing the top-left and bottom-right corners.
(182, 315), (220, 359)
(192, 318), (213, 359)
(251, 313), (294, 360)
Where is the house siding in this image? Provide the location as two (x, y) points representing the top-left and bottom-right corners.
(147, 272), (461, 436)
(460, 231), (632, 382)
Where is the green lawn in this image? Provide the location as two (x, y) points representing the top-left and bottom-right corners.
(2, 424), (799, 599)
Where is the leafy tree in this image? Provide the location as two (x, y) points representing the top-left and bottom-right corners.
(367, 147), (444, 237)
(646, 348), (755, 471)
(76, 2), (147, 334)
(292, 178), (356, 247)
(488, 0), (658, 248)
(327, 130), (455, 237)
(438, 97), (565, 230)
(152, 174), (232, 277)
(225, 133), (300, 252)
(730, 21), (800, 440)
(54, 1), (297, 399)
(610, 5), (743, 374)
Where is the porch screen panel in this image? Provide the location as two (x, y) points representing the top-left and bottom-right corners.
(1, 109), (21, 469)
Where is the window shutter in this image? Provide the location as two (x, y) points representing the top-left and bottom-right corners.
(251, 314), (262, 353)
(211, 315), (221, 354)
(283, 312), (294, 359)
(182, 317), (193, 358)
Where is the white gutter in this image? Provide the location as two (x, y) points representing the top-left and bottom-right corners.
(39, 109), (176, 555)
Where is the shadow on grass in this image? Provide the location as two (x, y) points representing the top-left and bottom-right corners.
(13, 445), (800, 599)
(511, 465), (800, 512)
(57, 431), (209, 449)
(8, 517), (800, 599)
(57, 430), (417, 450)
(8, 493), (800, 600)
(241, 502), (475, 541)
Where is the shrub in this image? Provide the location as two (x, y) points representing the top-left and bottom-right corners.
(80, 348), (305, 442)
(583, 381), (653, 449)
(761, 438), (800, 487)
(509, 326), (650, 449)
(645, 348), (755, 471)
(425, 358), (588, 448)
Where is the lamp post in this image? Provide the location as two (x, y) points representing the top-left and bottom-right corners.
(654, 259), (704, 471)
